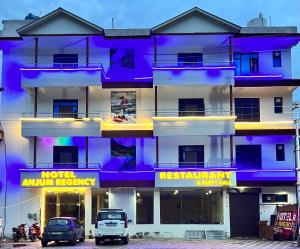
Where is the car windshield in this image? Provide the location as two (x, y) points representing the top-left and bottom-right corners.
(47, 219), (70, 226)
(98, 212), (125, 221)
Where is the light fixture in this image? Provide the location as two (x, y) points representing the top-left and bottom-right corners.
(208, 190), (212, 194)
(136, 192), (140, 197)
(174, 189), (179, 195)
(105, 192), (109, 195)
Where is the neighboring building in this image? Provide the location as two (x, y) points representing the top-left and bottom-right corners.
(0, 7), (299, 238)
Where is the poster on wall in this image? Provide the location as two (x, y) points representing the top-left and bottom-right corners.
(111, 91), (136, 123)
(111, 138), (136, 170)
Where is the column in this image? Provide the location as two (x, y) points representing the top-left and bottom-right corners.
(153, 189), (160, 225)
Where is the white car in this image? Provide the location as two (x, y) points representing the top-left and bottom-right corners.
(95, 208), (130, 245)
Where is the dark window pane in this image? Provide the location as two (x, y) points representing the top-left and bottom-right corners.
(53, 99), (78, 118)
(276, 144), (285, 161)
(53, 146), (78, 168)
(236, 145), (262, 169)
(235, 98), (260, 122)
(136, 191), (153, 224)
(273, 51), (282, 67)
(179, 98), (205, 116)
(177, 53), (203, 67)
(53, 54), (78, 68)
(234, 52), (258, 75)
(262, 194), (287, 203)
(274, 97), (283, 113)
(160, 191), (181, 224)
(179, 145), (204, 167)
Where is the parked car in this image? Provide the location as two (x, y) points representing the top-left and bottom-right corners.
(41, 217), (85, 247)
(95, 208), (130, 245)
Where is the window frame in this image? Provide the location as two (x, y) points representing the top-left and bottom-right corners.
(276, 144), (285, 161)
(53, 145), (79, 168)
(272, 51), (282, 68)
(179, 145), (204, 167)
(53, 54), (78, 68)
(236, 144), (262, 169)
(274, 97), (283, 114)
(177, 53), (203, 67)
(234, 98), (260, 122)
(53, 99), (78, 118)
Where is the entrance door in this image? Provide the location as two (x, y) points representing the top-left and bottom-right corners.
(229, 193), (259, 237)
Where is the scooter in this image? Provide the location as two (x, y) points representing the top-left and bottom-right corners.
(28, 223), (41, 242)
(12, 223), (27, 242)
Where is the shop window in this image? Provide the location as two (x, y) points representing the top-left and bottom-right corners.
(234, 52), (259, 75)
(53, 99), (78, 118)
(236, 145), (262, 169)
(177, 53), (203, 67)
(91, 191), (109, 224)
(136, 191), (153, 224)
(160, 190), (223, 224)
(53, 54), (78, 68)
(274, 97), (283, 113)
(178, 98), (205, 116)
(179, 145), (204, 167)
(273, 51), (282, 67)
(110, 48), (135, 69)
(235, 98), (260, 122)
(276, 144), (285, 161)
(53, 146), (78, 168)
(45, 191), (85, 226)
(111, 138), (136, 170)
(262, 194), (288, 203)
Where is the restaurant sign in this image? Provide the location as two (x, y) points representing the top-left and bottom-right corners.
(21, 170), (99, 188)
(155, 170), (236, 188)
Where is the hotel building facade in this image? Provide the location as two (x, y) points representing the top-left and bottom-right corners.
(0, 7), (299, 238)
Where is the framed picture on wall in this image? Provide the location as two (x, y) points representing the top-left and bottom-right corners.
(111, 91), (136, 123)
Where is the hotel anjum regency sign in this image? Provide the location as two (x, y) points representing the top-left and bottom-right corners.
(21, 170), (99, 188)
(155, 170), (236, 188)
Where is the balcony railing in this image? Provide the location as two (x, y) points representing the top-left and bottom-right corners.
(153, 61), (234, 70)
(24, 163), (102, 169)
(155, 162), (235, 169)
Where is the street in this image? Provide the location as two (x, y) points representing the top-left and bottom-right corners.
(1, 239), (297, 249)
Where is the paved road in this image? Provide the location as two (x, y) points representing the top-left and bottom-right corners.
(1, 239), (297, 249)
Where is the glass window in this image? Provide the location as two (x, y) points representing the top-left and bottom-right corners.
(273, 51), (282, 67)
(178, 98), (205, 116)
(274, 97), (283, 113)
(91, 191), (109, 224)
(276, 144), (285, 161)
(234, 52), (258, 75)
(262, 194), (287, 203)
(160, 190), (223, 224)
(53, 99), (78, 118)
(136, 191), (153, 224)
(53, 146), (78, 168)
(235, 98), (260, 122)
(236, 145), (262, 169)
(177, 53), (203, 67)
(179, 145), (204, 167)
(110, 48), (135, 69)
(98, 212), (125, 221)
(53, 54), (78, 68)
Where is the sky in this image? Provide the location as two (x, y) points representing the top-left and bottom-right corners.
(0, 0), (300, 96)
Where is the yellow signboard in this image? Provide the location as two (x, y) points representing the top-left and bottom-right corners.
(155, 171), (236, 187)
(21, 170), (99, 188)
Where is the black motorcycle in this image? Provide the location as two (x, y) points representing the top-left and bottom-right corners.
(12, 223), (27, 242)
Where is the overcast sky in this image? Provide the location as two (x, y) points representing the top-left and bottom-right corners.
(0, 0), (300, 97)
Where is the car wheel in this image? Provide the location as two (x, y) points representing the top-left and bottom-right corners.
(70, 235), (77, 246)
(122, 237), (128, 245)
(79, 233), (85, 242)
(95, 237), (101, 245)
(41, 240), (48, 247)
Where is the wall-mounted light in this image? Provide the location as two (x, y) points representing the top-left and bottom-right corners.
(173, 189), (179, 195)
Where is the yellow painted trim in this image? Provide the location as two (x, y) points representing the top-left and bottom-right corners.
(235, 121), (294, 130)
(102, 122), (153, 131)
(152, 116), (237, 121)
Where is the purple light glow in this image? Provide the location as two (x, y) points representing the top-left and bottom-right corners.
(234, 75), (283, 79)
(20, 67), (103, 71)
(153, 66), (235, 70)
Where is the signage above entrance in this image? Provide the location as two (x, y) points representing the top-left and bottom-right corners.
(155, 170), (236, 188)
(21, 170), (100, 188)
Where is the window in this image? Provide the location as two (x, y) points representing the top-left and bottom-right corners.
(274, 97), (283, 113)
(160, 190), (223, 224)
(235, 98), (260, 122)
(262, 194), (288, 203)
(276, 144), (285, 161)
(110, 48), (135, 69)
(136, 191), (153, 224)
(177, 53), (203, 67)
(178, 98), (205, 116)
(91, 191), (109, 224)
(236, 145), (262, 169)
(53, 54), (78, 68)
(233, 52), (259, 75)
(179, 145), (204, 167)
(53, 146), (78, 168)
(273, 51), (282, 67)
(53, 99), (78, 118)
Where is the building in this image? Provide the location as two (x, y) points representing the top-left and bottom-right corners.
(0, 7), (299, 239)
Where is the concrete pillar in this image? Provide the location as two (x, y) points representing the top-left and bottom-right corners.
(154, 189), (160, 225)
(84, 188), (92, 234)
(223, 189), (231, 237)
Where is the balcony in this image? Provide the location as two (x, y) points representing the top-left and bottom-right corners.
(21, 113), (102, 137)
(20, 63), (102, 88)
(153, 110), (236, 136)
(153, 62), (235, 86)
